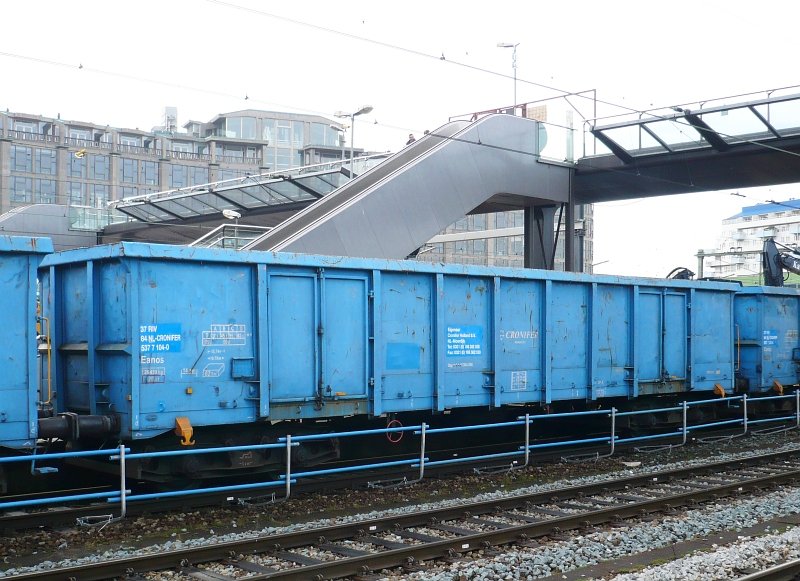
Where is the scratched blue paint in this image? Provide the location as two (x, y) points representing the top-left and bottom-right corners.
(734, 288), (800, 391)
(0, 237), (53, 449)
(33, 241), (758, 441)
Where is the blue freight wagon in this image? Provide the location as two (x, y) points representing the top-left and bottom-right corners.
(734, 287), (800, 392)
(0, 236), (53, 450)
(38, 242), (741, 451)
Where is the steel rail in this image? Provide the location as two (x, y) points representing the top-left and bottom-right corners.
(736, 558), (800, 581)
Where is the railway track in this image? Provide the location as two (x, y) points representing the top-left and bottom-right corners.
(738, 558), (800, 580)
(12, 448), (800, 580)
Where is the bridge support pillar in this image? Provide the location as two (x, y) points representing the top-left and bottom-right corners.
(524, 205), (556, 270)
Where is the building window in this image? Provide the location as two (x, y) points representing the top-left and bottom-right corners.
(495, 237), (508, 255)
(67, 182), (85, 205)
(89, 154), (110, 180)
(11, 145), (32, 172)
(89, 184), (108, 207)
(35, 148), (56, 175)
(142, 161), (158, 185)
(276, 148), (292, 169)
(219, 169), (246, 180)
(224, 116), (257, 139)
(36, 179), (56, 204)
(189, 167), (209, 185)
(223, 146), (243, 160)
(170, 164), (187, 188)
(311, 123), (324, 145)
(69, 128), (91, 141)
(326, 126), (341, 147)
(471, 214), (486, 230)
(453, 218), (468, 231)
(14, 121), (36, 133)
(172, 142), (192, 153)
(69, 155), (86, 178)
(277, 121), (290, 144)
(262, 149), (275, 169)
(262, 119), (274, 143)
(10, 176), (32, 202)
(120, 158), (138, 183)
(120, 135), (141, 147)
(121, 186), (137, 198)
(241, 117), (256, 140)
(292, 122), (304, 147)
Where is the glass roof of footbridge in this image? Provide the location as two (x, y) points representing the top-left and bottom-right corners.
(590, 93), (800, 164)
(109, 155), (389, 223)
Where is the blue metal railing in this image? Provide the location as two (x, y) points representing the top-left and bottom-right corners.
(2, 390), (798, 521)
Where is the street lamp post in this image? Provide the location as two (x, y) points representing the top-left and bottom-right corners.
(335, 106), (373, 179)
(497, 42), (520, 109)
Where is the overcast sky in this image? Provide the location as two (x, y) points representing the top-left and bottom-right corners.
(2, 0), (798, 276)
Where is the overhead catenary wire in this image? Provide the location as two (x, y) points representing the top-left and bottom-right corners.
(0, 7), (798, 200)
(0, 41), (797, 164)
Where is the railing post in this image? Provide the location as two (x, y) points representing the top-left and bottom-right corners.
(523, 414), (531, 467)
(418, 423), (427, 481)
(681, 400), (689, 445)
(791, 391), (800, 427)
(284, 434), (293, 500)
(118, 444), (127, 519)
(742, 394), (749, 435)
(609, 408), (617, 456)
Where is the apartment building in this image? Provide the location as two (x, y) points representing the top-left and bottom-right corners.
(0, 108), (347, 213)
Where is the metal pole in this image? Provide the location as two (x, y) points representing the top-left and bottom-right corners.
(523, 413), (530, 467)
(512, 44), (517, 109)
(681, 400), (688, 445)
(119, 443), (127, 519)
(743, 394), (748, 435)
(349, 113), (355, 179)
(418, 423), (427, 481)
(609, 408), (617, 456)
(285, 434), (292, 500)
(796, 390), (799, 429)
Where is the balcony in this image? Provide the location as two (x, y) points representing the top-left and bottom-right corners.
(6, 130), (61, 144)
(164, 150), (212, 162)
(116, 143), (159, 157)
(215, 155), (262, 165)
(63, 136), (113, 150)
(758, 227), (778, 238)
